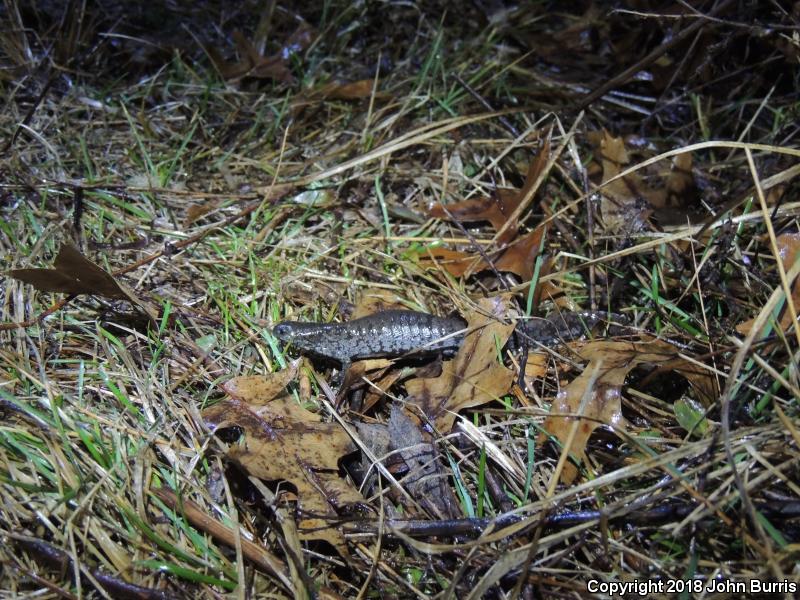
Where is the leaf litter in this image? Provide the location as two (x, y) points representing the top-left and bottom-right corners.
(420, 140), (551, 280)
(539, 337), (719, 484)
(2, 1), (799, 597)
(202, 366), (365, 555)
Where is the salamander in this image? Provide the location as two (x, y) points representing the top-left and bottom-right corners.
(272, 310), (466, 377)
(273, 308), (620, 377)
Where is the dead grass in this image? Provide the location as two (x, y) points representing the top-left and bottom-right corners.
(1, 1), (799, 598)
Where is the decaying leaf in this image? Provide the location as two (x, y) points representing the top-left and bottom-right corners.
(595, 130), (659, 234)
(388, 404), (460, 519)
(593, 132), (702, 232)
(405, 296), (516, 431)
(9, 242), (156, 320)
(429, 141), (549, 244)
(203, 368), (365, 554)
(736, 232), (800, 336)
(540, 338), (718, 483)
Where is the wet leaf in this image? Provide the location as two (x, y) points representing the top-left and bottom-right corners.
(595, 130), (660, 233)
(10, 242), (156, 320)
(736, 232), (800, 336)
(405, 296), (516, 432)
(539, 338), (716, 483)
(203, 369), (365, 554)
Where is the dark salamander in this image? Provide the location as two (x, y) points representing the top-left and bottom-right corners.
(273, 309), (621, 378)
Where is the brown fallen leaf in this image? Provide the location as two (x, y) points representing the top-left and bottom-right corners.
(429, 140), (550, 246)
(405, 296), (516, 432)
(314, 79), (388, 101)
(341, 358), (400, 414)
(418, 246), (483, 278)
(667, 151), (694, 196)
(418, 225), (549, 282)
(494, 226), (546, 281)
(208, 23), (316, 84)
(208, 41), (291, 83)
(429, 188), (523, 246)
(9, 242), (157, 320)
(185, 200), (220, 226)
(539, 338), (717, 483)
(595, 130), (660, 234)
(349, 289), (409, 320)
(203, 368), (366, 554)
(736, 232), (800, 337)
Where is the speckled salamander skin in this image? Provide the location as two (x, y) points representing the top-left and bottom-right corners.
(272, 310), (467, 372)
(273, 309), (621, 374)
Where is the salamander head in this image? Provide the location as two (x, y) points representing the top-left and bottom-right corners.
(272, 322), (294, 343)
(272, 321), (332, 354)
(271, 320), (342, 366)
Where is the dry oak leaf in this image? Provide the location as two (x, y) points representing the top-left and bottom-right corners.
(417, 246), (480, 278)
(540, 338), (716, 484)
(9, 242), (156, 320)
(203, 369), (364, 554)
(429, 188), (523, 246)
(208, 23), (315, 83)
(494, 226), (546, 281)
(405, 296), (516, 432)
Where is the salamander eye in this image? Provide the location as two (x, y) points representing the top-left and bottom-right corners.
(272, 323), (291, 341)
